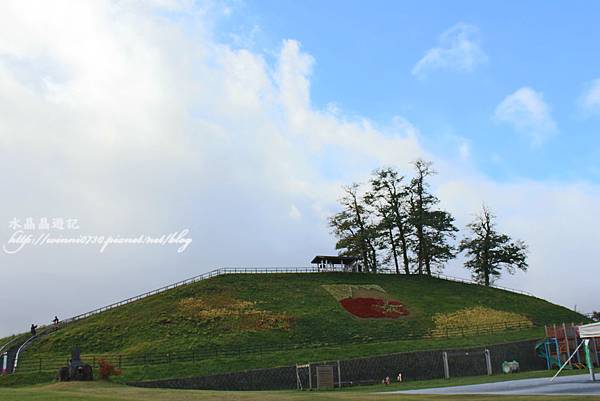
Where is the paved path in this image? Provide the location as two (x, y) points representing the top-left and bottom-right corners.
(387, 374), (600, 396)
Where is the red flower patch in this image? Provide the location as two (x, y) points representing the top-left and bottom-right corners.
(340, 297), (410, 319)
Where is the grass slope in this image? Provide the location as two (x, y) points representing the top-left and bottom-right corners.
(11, 273), (586, 382)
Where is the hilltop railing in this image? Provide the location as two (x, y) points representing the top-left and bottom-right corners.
(61, 267), (317, 324)
(3, 266), (536, 371)
(59, 267), (533, 327)
(7, 267), (540, 374)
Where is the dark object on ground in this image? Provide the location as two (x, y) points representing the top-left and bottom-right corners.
(57, 347), (93, 381)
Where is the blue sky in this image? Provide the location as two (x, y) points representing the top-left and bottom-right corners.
(217, 0), (600, 182)
(1, 0), (600, 335)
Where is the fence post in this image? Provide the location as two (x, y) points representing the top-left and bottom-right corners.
(118, 355), (122, 368)
(337, 360), (342, 389)
(484, 349), (492, 375)
(443, 352), (449, 379)
(39, 358), (42, 373)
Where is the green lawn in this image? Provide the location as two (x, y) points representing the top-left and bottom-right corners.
(0, 328), (545, 387)
(6, 273), (587, 384)
(1, 372), (600, 401)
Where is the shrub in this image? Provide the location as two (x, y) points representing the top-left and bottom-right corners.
(97, 359), (122, 380)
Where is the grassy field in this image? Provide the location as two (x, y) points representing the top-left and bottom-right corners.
(0, 327), (545, 386)
(1, 370), (600, 401)
(2, 272), (587, 384)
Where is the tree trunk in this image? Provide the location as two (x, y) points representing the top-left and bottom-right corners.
(368, 241), (378, 273)
(483, 209), (491, 286)
(391, 202), (411, 275)
(388, 226), (400, 274)
(424, 249), (431, 276)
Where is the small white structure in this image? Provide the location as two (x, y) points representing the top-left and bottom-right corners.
(580, 322), (600, 339)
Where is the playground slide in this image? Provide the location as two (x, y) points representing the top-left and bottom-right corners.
(535, 341), (570, 370)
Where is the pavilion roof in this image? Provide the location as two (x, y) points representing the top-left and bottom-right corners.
(311, 255), (358, 264)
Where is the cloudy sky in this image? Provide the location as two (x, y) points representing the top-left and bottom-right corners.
(1, 0), (599, 337)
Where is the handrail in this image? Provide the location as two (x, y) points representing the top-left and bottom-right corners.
(56, 267), (533, 327)
(429, 272), (534, 296)
(12, 335), (37, 372)
(61, 267), (319, 324)
(0, 336), (19, 355)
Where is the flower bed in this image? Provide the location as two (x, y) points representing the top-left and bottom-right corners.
(340, 297), (409, 319)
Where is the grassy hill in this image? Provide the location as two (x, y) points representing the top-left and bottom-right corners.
(4, 272), (587, 384)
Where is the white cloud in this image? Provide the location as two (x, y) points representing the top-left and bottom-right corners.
(579, 78), (600, 115)
(412, 22), (487, 78)
(458, 140), (470, 160)
(289, 205), (302, 221)
(0, 1), (597, 336)
(0, 1), (427, 335)
(494, 87), (557, 145)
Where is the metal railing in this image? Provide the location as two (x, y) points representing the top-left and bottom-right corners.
(0, 336), (19, 355)
(3, 266), (536, 372)
(61, 267), (318, 324)
(57, 267), (532, 327)
(13, 335), (36, 372)
(428, 272), (534, 296)
(6, 265), (538, 374)
(13, 319), (541, 374)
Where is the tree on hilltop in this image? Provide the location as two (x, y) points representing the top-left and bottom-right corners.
(329, 183), (379, 272)
(407, 160), (458, 275)
(459, 205), (528, 286)
(366, 168), (412, 274)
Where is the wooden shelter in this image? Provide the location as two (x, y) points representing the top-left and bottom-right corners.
(311, 255), (359, 272)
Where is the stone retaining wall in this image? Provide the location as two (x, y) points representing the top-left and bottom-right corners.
(129, 339), (544, 391)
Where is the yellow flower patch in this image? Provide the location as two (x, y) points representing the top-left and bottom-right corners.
(178, 295), (292, 331)
(432, 306), (532, 336)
